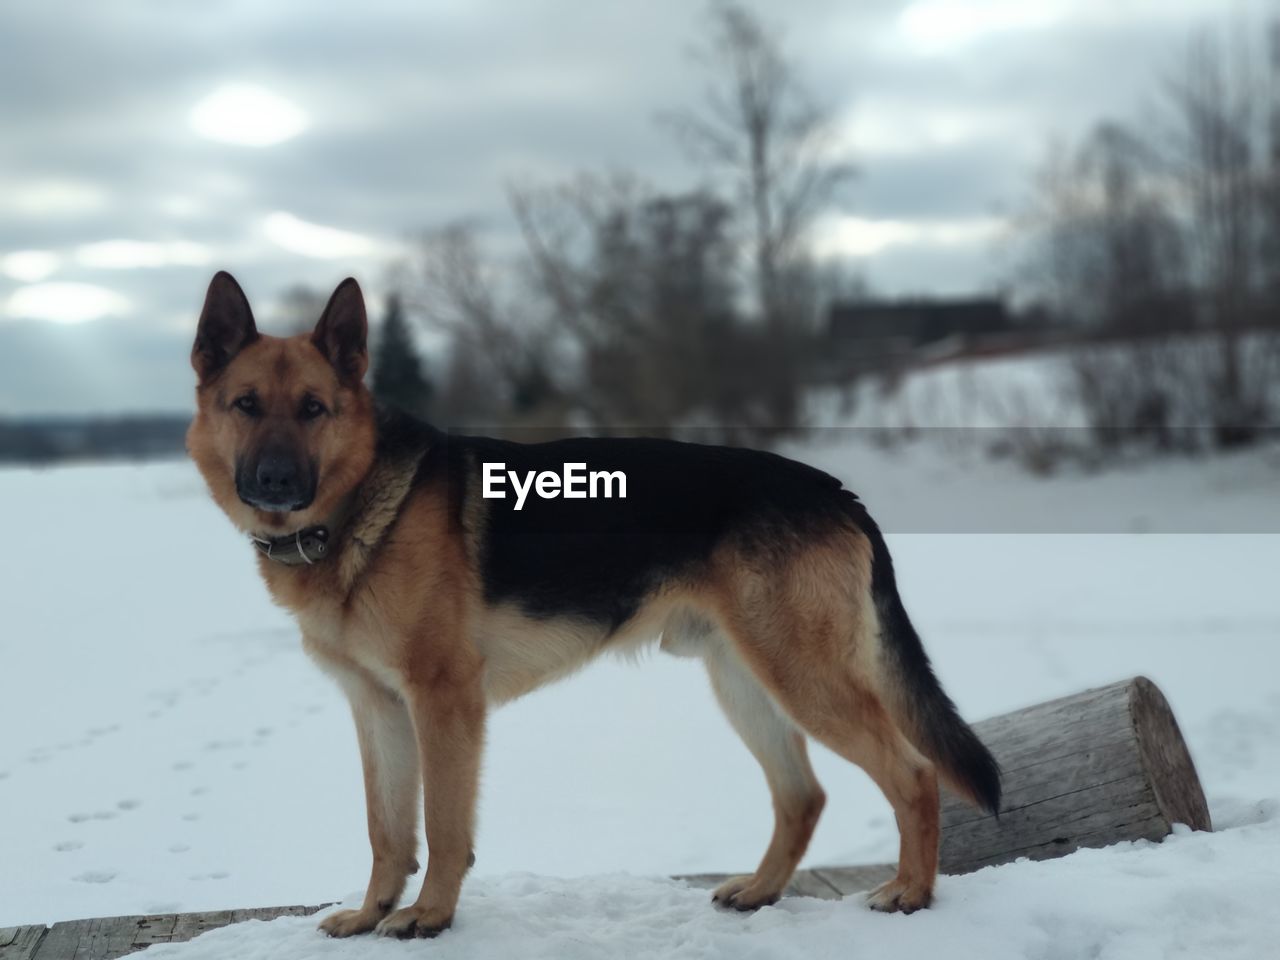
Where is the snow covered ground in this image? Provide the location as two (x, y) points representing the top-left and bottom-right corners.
(145, 815), (1280, 960)
(1, 415), (1278, 957)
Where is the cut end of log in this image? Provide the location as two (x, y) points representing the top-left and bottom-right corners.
(1129, 675), (1212, 833)
(939, 676), (1212, 875)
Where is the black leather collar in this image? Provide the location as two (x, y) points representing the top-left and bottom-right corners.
(250, 525), (331, 566)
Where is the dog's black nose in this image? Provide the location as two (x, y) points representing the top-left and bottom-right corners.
(236, 448), (313, 512)
(256, 453), (300, 498)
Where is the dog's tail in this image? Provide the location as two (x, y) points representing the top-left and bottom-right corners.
(847, 498), (1002, 815)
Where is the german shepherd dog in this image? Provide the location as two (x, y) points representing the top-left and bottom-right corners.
(187, 272), (1000, 939)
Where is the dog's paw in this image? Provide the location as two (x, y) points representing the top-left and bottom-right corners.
(374, 903), (453, 939)
(866, 877), (932, 914)
(318, 907), (383, 938)
(711, 874), (781, 912)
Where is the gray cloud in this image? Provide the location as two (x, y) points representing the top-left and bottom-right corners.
(0, 0), (1241, 414)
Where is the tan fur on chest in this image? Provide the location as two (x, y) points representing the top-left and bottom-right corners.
(262, 482), (477, 696)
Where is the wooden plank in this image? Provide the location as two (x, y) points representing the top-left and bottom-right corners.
(120, 916), (177, 951)
(0, 925), (48, 960)
(676, 871), (733, 892)
(677, 868), (841, 901)
(229, 905), (318, 923)
(34, 916), (130, 960)
(784, 870), (842, 901)
(810, 864), (897, 897)
(31, 906), (326, 960)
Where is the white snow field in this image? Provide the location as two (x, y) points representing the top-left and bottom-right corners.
(1, 421), (1279, 958)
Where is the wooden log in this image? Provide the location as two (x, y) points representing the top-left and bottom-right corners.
(939, 675), (1211, 874)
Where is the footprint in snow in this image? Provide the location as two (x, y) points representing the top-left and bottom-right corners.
(169, 844), (190, 854)
(181, 812), (201, 821)
(68, 811), (117, 823)
(72, 870), (117, 884)
(117, 798), (142, 811)
(172, 761), (193, 772)
(54, 840), (84, 852)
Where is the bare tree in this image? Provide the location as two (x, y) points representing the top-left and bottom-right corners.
(402, 223), (558, 428)
(1011, 11), (1280, 459)
(511, 175), (761, 435)
(1259, 19), (1280, 307)
(1016, 122), (1195, 454)
(1160, 24), (1275, 445)
(661, 0), (854, 427)
(1019, 124), (1184, 332)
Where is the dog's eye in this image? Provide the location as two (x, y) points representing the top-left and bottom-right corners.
(301, 397), (327, 420)
(233, 395), (260, 416)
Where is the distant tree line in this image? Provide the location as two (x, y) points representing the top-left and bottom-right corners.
(0, 416), (190, 464)
(365, 4), (1279, 459)
(1017, 16), (1280, 452)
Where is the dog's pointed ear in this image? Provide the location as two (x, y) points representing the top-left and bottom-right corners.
(193, 271), (258, 382)
(312, 278), (368, 385)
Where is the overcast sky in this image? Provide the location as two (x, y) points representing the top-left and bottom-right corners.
(0, 0), (1247, 415)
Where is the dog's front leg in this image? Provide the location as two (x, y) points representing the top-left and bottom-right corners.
(319, 669), (422, 938)
(375, 654), (486, 939)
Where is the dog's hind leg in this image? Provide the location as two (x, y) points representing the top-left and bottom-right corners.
(720, 610), (941, 914)
(702, 641), (826, 911)
(320, 668), (421, 938)
(798, 689), (939, 914)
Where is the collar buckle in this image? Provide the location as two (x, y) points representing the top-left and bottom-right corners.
(251, 525), (330, 566)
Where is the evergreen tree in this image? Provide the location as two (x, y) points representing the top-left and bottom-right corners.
(371, 293), (432, 417)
